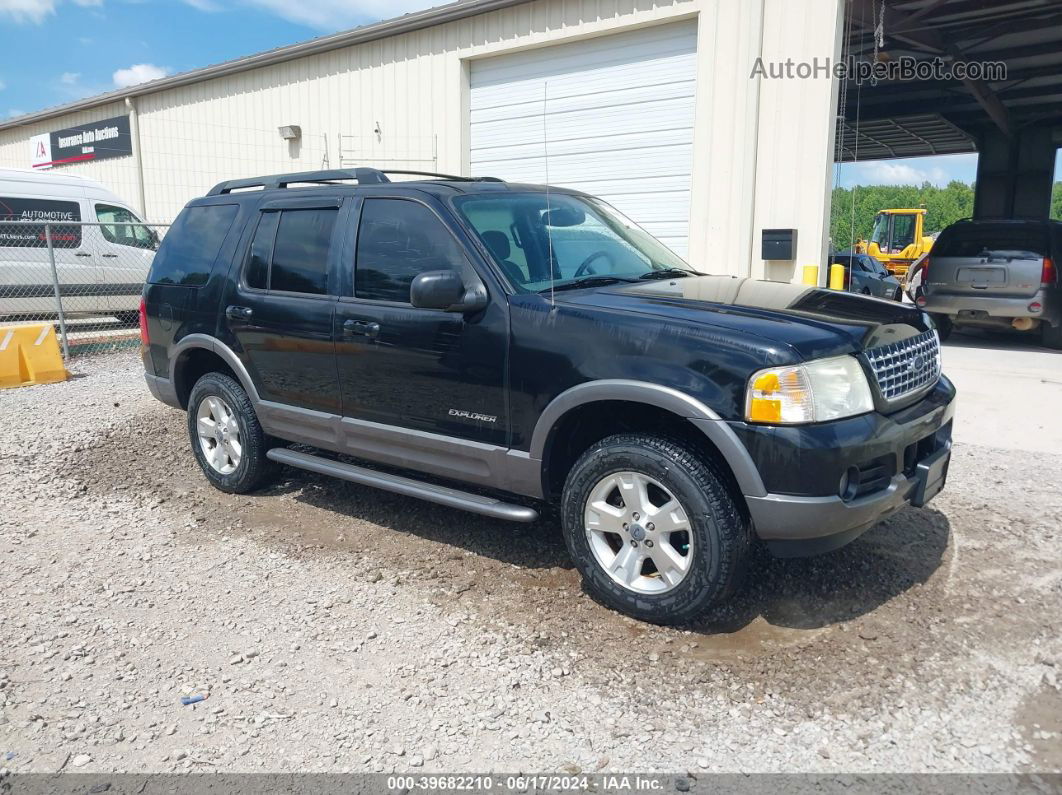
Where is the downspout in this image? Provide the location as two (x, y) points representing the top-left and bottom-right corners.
(125, 96), (147, 219)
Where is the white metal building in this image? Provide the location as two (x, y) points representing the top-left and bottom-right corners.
(0, 0), (846, 282)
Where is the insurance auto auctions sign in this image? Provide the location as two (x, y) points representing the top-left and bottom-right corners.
(30, 114), (132, 169)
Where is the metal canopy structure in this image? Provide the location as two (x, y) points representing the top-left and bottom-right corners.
(839, 0), (1062, 162)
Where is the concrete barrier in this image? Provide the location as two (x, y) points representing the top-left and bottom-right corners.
(0, 324), (68, 389)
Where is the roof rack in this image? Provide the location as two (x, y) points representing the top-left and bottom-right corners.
(207, 168), (389, 195)
(207, 168), (503, 195)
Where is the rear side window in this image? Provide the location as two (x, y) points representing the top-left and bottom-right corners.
(935, 224), (1049, 259)
(0, 197), (82, 249)
(244, 208), (336, 295)
(148, 204), (238, 286)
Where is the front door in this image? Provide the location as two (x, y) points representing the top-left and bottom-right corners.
(222, 200), (342, 414)
(334, 195), (508, 447)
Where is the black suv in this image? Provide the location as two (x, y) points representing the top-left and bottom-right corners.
(141, 168), (955, 624)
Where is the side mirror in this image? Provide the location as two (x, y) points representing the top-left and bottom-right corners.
(410, 270), (488, 313)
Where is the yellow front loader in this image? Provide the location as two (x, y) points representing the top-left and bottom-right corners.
(854, 208), (935, 284)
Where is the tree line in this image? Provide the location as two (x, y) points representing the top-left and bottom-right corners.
(829, 181), (1062, 251)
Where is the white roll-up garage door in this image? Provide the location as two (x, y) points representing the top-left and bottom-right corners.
(469, 22), (697, 256)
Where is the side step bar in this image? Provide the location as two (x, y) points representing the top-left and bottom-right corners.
(266, 448), (539, 523)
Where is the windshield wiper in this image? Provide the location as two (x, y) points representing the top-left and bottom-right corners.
(637, 268), (701, 280)
(537, 275), (639, 293)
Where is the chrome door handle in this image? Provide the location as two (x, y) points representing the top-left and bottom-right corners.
(343, 319), (380, 339)
(75, 252), (93, 257)
(226, 305), (253, 321)
(101, 253), (118, 258)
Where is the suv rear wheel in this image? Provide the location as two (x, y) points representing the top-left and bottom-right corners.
(561, 434), (750, 624)
(1042, 321), (1062, 350)
(187, 372), (277, 493)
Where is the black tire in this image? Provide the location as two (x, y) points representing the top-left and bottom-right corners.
(933, 314), (953, 342)
(187, 372), (277, 494)
(560, 434), (750, 625)
(1043, 321), (1062, 350)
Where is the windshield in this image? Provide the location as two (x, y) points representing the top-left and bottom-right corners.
(453, 192), (692, 292)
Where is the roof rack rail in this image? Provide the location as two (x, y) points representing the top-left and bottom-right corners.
(381, 170), (504, 183)
(206, 168), (390, 195)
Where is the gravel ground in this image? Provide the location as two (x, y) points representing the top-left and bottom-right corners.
(0, 352), (1059, 774)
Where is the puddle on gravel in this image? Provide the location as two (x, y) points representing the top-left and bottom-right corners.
(682, 617), (827, 662)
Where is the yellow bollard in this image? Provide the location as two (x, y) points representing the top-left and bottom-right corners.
(829, 263), (846, 290)
(802, 265), (819, 286)
(0, 324), (68, 389)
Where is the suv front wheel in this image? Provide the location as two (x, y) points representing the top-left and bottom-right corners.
(561, 434), (750, 624)
(187, 372), (277, 493)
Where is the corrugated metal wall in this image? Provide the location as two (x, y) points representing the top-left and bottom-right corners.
(0, 0), (844, 280)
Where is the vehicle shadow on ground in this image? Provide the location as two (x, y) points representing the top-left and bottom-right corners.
(945, 327), (1061, 354)
(264, 468), (951, 635)
(688, 507), (951, 635)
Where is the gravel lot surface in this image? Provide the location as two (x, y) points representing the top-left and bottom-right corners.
(1, 351), (1059, 774)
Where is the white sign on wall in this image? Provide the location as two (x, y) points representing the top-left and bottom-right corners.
(30, 133), (52, 170)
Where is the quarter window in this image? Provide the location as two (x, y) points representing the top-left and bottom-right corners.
(355, 199), (471, 303)
(245, 208), (336, 295)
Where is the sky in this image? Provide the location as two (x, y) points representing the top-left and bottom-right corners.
(0, 0), (442, 119)
(2, 1), (1060, 187)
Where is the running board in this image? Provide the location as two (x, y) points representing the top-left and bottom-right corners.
(266, 448), (539, 523)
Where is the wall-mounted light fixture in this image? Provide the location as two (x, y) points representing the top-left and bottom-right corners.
(278, 125), (302, 141)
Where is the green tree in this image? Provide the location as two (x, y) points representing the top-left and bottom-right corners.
(829, 181), (975, 251)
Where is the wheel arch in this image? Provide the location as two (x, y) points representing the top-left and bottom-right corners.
(532, 381), (766, 502)
(171, 334), (260, 409)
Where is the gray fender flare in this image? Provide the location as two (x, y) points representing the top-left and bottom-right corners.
(170, 334), (261, 405)
(529, 379), (767, 498)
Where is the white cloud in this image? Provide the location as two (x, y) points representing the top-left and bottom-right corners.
(113, 63), (170, 88)
(860, 162), (949, 186)
(60, 71), (80, 85)
(71, 0), (102, 5)
(0, 78), (6, 91)
(242, 0), (442, 29)
(182, 0), (221, 10)
(0, 0), (57, 24)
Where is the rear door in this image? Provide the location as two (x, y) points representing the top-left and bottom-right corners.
(930, 222), (1049, 300)
(221, 196), (343, 414)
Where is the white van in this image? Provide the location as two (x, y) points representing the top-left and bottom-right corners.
(0, 168), (155, 321)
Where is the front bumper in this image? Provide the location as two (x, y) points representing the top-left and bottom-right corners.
(737, 376), (956, 557)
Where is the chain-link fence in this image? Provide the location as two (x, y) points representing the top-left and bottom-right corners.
(0, 221), (169, 359)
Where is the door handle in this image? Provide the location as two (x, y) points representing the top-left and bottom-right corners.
(75, 252), (93, 257)
(101, 253), (118, 258)
(226, 305), (253, 321)
(343, 319), (380, 339)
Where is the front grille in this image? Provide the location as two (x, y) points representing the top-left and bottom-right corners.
(864, 329), (941, 402)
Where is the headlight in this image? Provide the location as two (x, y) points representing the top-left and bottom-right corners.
(745, 355), (874, 424)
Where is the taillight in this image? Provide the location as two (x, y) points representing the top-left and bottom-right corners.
(138, 297), (149, 345)
(921, 257), (930, 283)
(1042, 257), (1056, 285)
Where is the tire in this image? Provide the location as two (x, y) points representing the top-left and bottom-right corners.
(560, 434), (750, 625)
(1043, 321), (1062, 350)
(933, 314), (953, 342)
(187, 372), (277, 494)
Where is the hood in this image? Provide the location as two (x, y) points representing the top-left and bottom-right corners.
(557, 275), (931, 361)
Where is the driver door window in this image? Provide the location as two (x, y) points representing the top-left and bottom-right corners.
(95, 203), (155, 249)
(355, 199), (471, 303)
